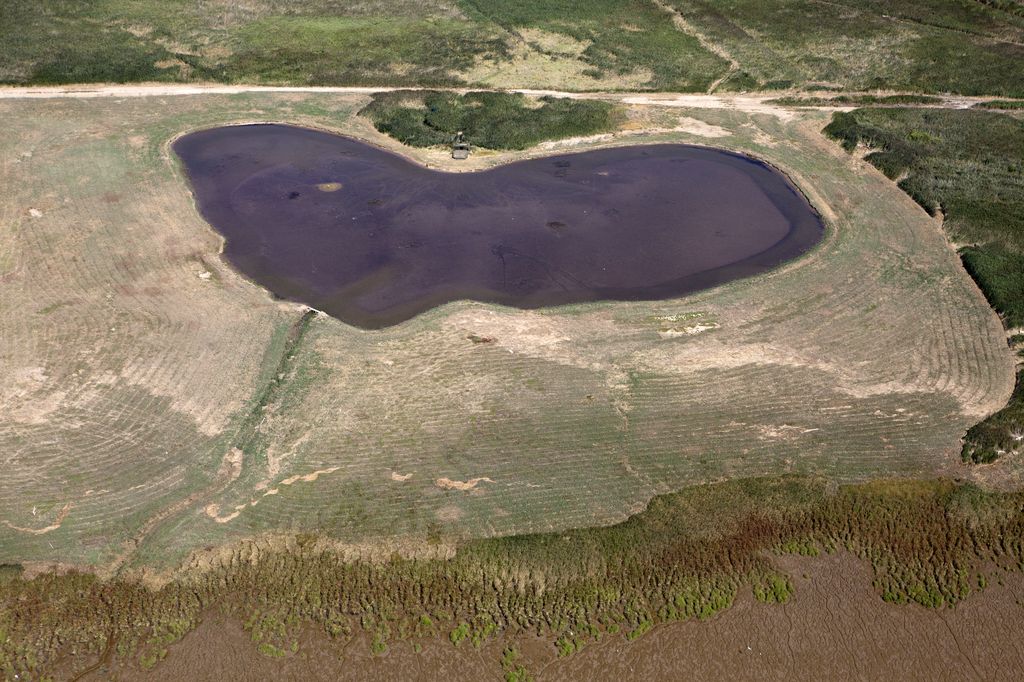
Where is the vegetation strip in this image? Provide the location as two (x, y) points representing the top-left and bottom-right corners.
(974, 100), (1024, 110)
(232, 310), (318, 458)
(767, 95), (945, 107)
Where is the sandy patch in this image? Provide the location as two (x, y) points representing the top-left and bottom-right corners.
(462, 33), (653, 91)
(219, 447), (244, 481)
(658, 322), (720, 338)
(279, 466), (340, 486)
(673, 116), (731, 137)
(435, 477), (494, 491)
(206, 466), (341, 523)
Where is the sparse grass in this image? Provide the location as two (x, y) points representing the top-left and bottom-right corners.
(0, 94), (1010, 574)
(360, 90), (620, 149)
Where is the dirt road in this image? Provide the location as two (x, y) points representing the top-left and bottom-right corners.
(0, 83), (1010, 116)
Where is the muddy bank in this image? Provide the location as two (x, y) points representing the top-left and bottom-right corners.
(88, 553), (1024, 681)
(174, 125), (823, 328)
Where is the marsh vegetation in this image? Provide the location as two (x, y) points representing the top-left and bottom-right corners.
(4, 477), (1024, 679)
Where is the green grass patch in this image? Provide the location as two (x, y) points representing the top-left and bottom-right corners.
(225, 17), (506, 86)
(360, 90), (620, 150)
(449, 622), (470, 645)
(753, 574), (793, 603)
(960, 246), (1024, 328)
(0, 2), (183, 84)
(0, 0), (503, 86)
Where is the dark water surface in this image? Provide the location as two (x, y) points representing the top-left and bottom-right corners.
(174, 124), (823, 329)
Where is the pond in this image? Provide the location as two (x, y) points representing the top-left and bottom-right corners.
(174, 124), (824, 329)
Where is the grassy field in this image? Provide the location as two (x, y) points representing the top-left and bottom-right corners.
(360, 90), (620, 149)
(0, 93), (1013, 578)
(0, 0), (506, 87)
(665, 0), (1024, 95)
(2, 0), (1023, 94)
(823, 108), (1024, 463)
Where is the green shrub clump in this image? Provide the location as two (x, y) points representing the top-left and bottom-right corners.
(360, 90), (620, 150)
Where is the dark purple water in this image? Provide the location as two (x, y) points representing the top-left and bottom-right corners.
(174, 124), (823, 329)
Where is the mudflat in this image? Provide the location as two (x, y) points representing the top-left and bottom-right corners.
(174, 124), (823, 328)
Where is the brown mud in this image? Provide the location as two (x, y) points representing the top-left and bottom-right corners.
(87, 553), (1024, 681)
